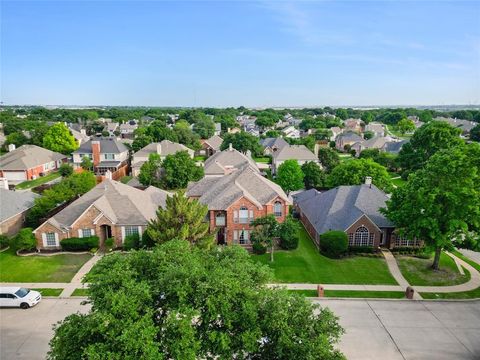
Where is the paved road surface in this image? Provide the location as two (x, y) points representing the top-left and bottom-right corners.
(1, 298), (479, 359)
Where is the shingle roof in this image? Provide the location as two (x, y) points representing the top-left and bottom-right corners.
(133, 140), (192, 160)
(384, 140), (408, 153)
(40, 180), (170, 230)
(296, 184), (393, 235)
(337, 132), (363, 142)
(260, 137), (289, 150)
(0, 145), (67, 171)
(203, 148), (258, 175)
(272, 145), (317, 161)
(187, 166), (290, 210)
(73, 137), (128, 155)
(204, 135), (223, 151)
(0, 189), (39, 222)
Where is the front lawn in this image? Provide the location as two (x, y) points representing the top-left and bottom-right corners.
(289, 290), (405, 298)
(396, 252), (470, 286)
(32, 288), (63, 297)
(451, 250), (480, 272)
(15, 171), (61, 190)
(0, 249), (91, 283)
(338, 153), (353, 162)
(71, 288), (89, 296)
(251, 226), (397, 285)
(253, 157), (271, 164)
(420, 287), (480, 300)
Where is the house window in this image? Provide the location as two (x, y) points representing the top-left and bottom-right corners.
(125, 226), (139, 237)
(45, 233), (57, 247)
(215, 213), (226, 226)
(104, 153), (115, 160)
(274, 201), (282, 217)
(239, 229), (249, 245)
(239, 207), (249, 224)
(82, 229), (92, 238)
(394, 235), (419, 247)
(350, 226), (374, 246)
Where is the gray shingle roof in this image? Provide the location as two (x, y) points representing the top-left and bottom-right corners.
(296, 184), (393, 235)
(203, 148), (258, 175)
(204, 135), (223, 151)
(0, 189), (39, 222)
(187, 166), (290, 210)
(383, 140), (408, 153)
(272, 145), (317, 161)
(260, 137), (289, 150)
(133, 140), (192, 160)
(0, 145), (67, 171)
(41, 180), (170, 230)
(73, 137), (128, 155)
(337, 132), (363, 142)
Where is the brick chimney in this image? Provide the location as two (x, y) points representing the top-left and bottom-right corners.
(365, 176), (372, 188)
(229, 143), (233, 151)
(91, 140), (101, 167)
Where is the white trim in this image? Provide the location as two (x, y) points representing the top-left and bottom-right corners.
(137, 226), (142, 236)
(344, 214), (382, 233)
(41, 233), (46, 246)
(91, 228), (95, 236)
(121, 226), (126, 243)
(78, 229), (83, 238)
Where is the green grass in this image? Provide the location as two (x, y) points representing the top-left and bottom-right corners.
(451, 250), (480, 272)
(71, 288), (89, 296)
(386, 125), (413, 140)
(32, 288), (63, 297)
(0, 249), (92, 283)
(391, 177), (406, 187)
(338, 153), (353, 162)
(120, 175), (132, 184)
(253, 157), (271, 164)
(396, 252), (470, 286)
(193, 155), (207, 161)
(251, 226), (397, 285)
(420, 287), (480, 300)
(15, 171), (61, 190)
(288, 289), (405, 298)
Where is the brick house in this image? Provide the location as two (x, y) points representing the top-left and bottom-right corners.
(335, 132), (364, 151)
(271, 144), (318, 174)
(0, 144), (67, 185)
(33, 179), (169, 250)
(203, 145), (258, 176)
(294, 181), (421, 249)
(200, 135), (223, 158)
(187, 165), (291, 248)
(72, 137), (129, 179)
(0, 188), (39, 236)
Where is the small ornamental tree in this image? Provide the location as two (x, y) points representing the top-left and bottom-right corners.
(80, 156), (93, 171)
(58, 163), (73, 177)
(278, 216), (300, 250)
(11, 228), (36, 252)
(320, 231), (349, 258)
(251, 215), (279, 262)
(276, 160), (304, 195)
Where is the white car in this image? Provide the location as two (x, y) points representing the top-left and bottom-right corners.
(0, 287), (42, 309)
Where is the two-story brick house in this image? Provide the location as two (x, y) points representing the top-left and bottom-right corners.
(187, 165), (291, 248)
(33, 179), (170, 249)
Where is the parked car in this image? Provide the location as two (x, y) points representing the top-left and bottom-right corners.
(0, 287), (42, 309)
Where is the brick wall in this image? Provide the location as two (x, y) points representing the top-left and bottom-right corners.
(345, 215), (382, 248)
(0, 211), (26, 236)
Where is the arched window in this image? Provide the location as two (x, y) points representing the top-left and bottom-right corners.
(274, 201), (282, 217)
(354, 226), (370, 246)
(239, 206), (249, 224)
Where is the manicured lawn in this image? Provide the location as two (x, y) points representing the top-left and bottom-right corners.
(15, 171), (61, 190)
(251, 226), (397, 285)
(391, 177), (406, 187)
(253, 157), (271, 164)
(0, 249), (92, 283)
(120, 175), (132, 184)
(71, 288), (89, 296)
(193, 155), (207, 162)
(386, 125), (413, 140)
(420, 287), (480, 300)
(396, 252), (470, 286)
(32, 288), (63, 297)
(451, 250), (480, 272)
(289, 289), (405, 298)
(338, 153), (353, 162)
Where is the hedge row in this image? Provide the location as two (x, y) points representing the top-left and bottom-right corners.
(61, 236), (99, 251)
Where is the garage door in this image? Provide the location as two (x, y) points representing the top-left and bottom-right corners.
(4, 171), (27, 181)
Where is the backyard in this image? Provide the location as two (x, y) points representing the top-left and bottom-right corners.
(0, 249), (91, 283)
(396, 252), (470, 286)
(251, 226), (398, 285)
(15, 171), (61, 190)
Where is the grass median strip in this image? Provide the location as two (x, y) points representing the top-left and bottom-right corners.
(32, 288), (63, 297)
(420, 287), (480, 300)
(288, 290), (405, 299)
(71, 288), (89, 296)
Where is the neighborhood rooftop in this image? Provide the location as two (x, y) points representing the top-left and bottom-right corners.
(0, 145), (66, 170)
(74, 137), (128, 154)
(0, 188), (39, 222)
(203, 146), (258, 175)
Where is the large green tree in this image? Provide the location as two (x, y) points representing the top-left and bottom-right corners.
(161, 151), (204, 189)
(276, 160), (304, 194)
(146, 191), (213, 248)
(327, 158), (393, 192)
(396, 118), (415, 135)
(384, 143), (480, 270)
(48, 240), (344, 360)
(317, 147), (340, 172)
(43, 123), (78, 154)
(302, 161), (326, 190)
(192, 115), (216, 139)
(220, 131), (263, 156)
(471, 124), (480, 142)
(397, 121), (463, 173)
(138, 153), (162, 187)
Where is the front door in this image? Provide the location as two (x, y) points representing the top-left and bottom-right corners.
(217, 228), (226, 245)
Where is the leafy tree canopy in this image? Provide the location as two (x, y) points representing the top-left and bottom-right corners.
(302, 161), (326, 190)
(43, 123), (78, 154)
(220, 131), (263, 156)
(161, 151), (204, 189)
(317, 147), (340, 172)
(276, 160), (304, 194)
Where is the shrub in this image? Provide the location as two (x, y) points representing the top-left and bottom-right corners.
(320, 231), (348, 258)
(0, 234), (9, 249)
(11, 228), (36, 252)
(104, 238), (114, 248)
(140, 231), (155, 249)
(61, 236), (99, 251)
(58, 163), (74, 177)
(123, 233), (140, 251)
(252, 240), (267, 255)
(278, 216), (300, 250)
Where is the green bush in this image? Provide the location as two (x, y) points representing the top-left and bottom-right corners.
(104, 238), (114, 248)
(11, 228), (36, 252)
(320, 231), (348, 258)
(61, 236), (99, 251)
(123, 233), (140, 250)
(58, 163), (73, 177)
(140, 231), (155, 249)
(0, 234), (9, 249)
(278, 216), (300, 250)
(252, 240), (267, 255)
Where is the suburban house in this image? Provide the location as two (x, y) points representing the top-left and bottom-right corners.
(435, 117), (477, 137)
(0, 145), (67, 185)
(201, 135), (223, 158)
(33, 179), (169, 249)
(365, 123), (385, 137)
(105, 122), (119, 136)
(0, 187), (39, 236)
(343, 118), (363, 133)
(294, 180), (421, 249)
(68, 127), (90, 146)
(203, 145), (258, 176)
(131, 140), (194, 176)
(351, 136), (391, 156)
(187, 165), (291, 248)
(271, 144), (318, 174)
(282, 126), (301, 139)
(329, 127), (343, 141)
(335, 132), (364, 151)
(382, 139), (408, 154)
(259, 137), (289, 156)
(214, 123), (222, 136)
(119, 121), (138, 138)
(72, 137), (129, 179)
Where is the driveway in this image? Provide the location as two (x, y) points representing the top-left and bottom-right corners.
(1, 298), (479, 359)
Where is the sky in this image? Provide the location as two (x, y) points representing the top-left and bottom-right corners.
(1, 0), (479, 107)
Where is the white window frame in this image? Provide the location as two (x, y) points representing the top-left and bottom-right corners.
(104, 153), (115, 160)
(239, 207), (249, 224)
(42, 232), (59, 247)
(274, 201), (282, 217)
(350, 226), (374, 246)
(239, 229), (249, 245)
